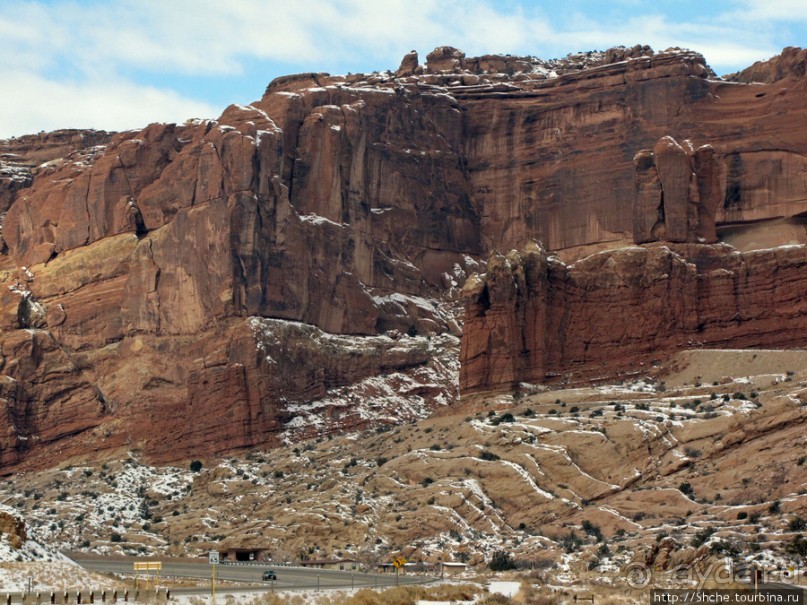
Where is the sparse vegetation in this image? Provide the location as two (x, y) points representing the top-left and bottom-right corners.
(559, 531), (584, 553)
(489, 549), (516, 571)
(787, 534), (807, 557)
(691, 527), (716, 548)
(684, 447), (702, 458)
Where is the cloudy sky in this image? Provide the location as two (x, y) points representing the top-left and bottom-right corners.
(0, 0), (804, 138)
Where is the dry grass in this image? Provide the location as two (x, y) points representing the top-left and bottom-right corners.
(240, 583), (482, 605)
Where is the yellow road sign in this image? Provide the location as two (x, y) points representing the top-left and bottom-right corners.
(393, 557), (408, 568)
(134, 562), (162, 571)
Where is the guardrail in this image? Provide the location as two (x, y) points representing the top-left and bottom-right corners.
(0, 589), (172, 605)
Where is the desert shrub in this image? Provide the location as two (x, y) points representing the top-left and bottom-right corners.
(787, 534), (807, 557)
(690, 527), (715, 547)
(679, 482), (695, 497)
(582, 520), (603, 541)
(559, 531), (583, 553)
(789, 516), (806, 531)
(491, 412), (516, 425)
(479, 451), (500, 461)
(189, 460), (203, 473)
(489, 549), (517, 571)
(737, 511), (748, 520)
(710, 539), (740, 556)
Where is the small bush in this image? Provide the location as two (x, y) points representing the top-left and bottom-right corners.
(679, 482), (695, 497)
(479, 451), (500, 462)
(737, 511), (748, 520)
(189, 460), (203, 473)
(691, 527), (716, 548)
(489, 549), (516, 571)
(789, 517), (806, 531)
(581, 520), (603, 541)
(559, 532), (584, 553)
(787, 534), (807, 557)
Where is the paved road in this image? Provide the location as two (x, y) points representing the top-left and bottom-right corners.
(65, 554), (435, 593)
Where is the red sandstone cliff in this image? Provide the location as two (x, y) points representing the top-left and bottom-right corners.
(460, 241), (807, 393)
(0, 45), (806, 470)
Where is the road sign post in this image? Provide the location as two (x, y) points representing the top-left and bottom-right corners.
(133, 562), (162, 590)
(392, 556), (407, 586)
(209, 551), (219, 602)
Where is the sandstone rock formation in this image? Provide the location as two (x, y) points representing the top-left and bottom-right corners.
(0, 45), (806, 471)
(460, 242), (807, 393)
(726, 46), (807, 83)
(0, 507), (26, 549)
(633, 137), (721, 244)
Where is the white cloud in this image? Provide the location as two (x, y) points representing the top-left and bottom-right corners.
(0, 0), (801, 137)
(728, 0), (807, 24)
(0, 71), (219, 139)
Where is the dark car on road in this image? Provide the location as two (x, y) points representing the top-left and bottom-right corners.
(262, 570), (277, 581)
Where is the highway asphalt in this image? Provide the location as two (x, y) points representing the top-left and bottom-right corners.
(64, 554), (436, 594)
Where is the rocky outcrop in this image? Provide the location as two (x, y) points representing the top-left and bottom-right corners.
(1, 45), (807, 470)
(633, 136), (721, 244)
(0, 508), (26, 549)
(460, 242), (807, 393)
(726, 46), (807, 83)
(0, 129), (111, 216)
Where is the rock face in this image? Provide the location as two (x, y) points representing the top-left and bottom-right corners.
(0, 45), (807, 470)
(0, 508), (26, 549)
(460, 242), (807, 393)
(633, 136), (721, 244)
(726, 46), (807, 83)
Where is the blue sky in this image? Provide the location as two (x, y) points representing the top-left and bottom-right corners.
(0, 0), (804, 138)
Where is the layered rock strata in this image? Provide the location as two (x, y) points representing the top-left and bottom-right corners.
(633, 136), (721, 244)
(460, 242), (807, 393)
(0, 45), (806, 470)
